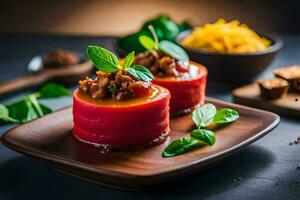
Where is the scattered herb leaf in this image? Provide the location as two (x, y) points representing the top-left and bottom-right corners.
(36, 83), (71, 98)
(24, 97), (39, 122)
(127, 65), (154, 82)
(39, 104), (52, 115)
(6, 97), (53, 123)
(213, 108), (239, 124)
(0, 104), (18, 123)
(163, 137), (200, 158)
(191, 129), (216, 146)
(28, 95), (43, 117)
(6, 100), (29, 122)
(192, 103), (217, 128)
(163, 103), (239, 157)
(87, 45), (120, 72)
(0, 83), (69, 125)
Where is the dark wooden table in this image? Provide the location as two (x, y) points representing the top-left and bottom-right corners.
(0, 35), (299, 200)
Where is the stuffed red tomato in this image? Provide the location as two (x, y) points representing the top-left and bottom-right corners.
(73, 85), (170, 149)
(153, 61), (207, 113)
(73, 45), (170, 149)
(134, 50), (207, 113)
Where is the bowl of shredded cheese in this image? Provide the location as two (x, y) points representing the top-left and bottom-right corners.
(177, 19), (282, 84)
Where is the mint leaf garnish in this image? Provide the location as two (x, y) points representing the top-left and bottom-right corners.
(159, 40), (189, 66)
(127, 65), (154, 82)
(123, 51), (135, 69)
(87, 45), (120, 72)
(139, 35), (156, 51)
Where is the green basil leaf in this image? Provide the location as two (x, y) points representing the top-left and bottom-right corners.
(163, 137), (200, 158)
(6, 100), (28, 123)
(159, 40), (189, 63)
(214, 108), (239, 123)
(27, 95), (43, 117)
(191, 129), (216, 146)
(123, 51), (135, 69)
(87, 45), (120, 72)
(6, 97), (52, 123)
(138, 35), (155, 51)
(127, 65), (154, 82)
(24, 97), (39, 122)
(0, 104), (18, 123)
(36, 83), (71, 98)
(40, 104), (52, 115)
(192, 103), (217, 128)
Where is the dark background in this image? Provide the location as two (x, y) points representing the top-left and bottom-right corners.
(0, 0), (299, 36)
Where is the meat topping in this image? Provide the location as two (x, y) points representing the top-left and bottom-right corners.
(134, 50), (185, 77)
(79, 70), (151, 100)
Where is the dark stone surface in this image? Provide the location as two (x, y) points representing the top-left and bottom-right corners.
(0, 35), (299, 200)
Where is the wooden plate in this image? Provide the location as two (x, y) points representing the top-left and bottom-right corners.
(0, 97), (279, 190)
(233, 83), (300, 117)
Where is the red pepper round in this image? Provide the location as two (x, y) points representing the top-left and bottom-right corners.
(152, 61), (207, 113)
(73, 85), (170, 148)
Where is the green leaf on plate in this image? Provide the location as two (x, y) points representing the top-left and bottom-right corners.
(36, 83), (71, 98)
(138, 35), (156, 51)
(159, 40), (189, 64)
(123, 51), (135, 69)
(191, 129), (216, 146)
(213, 108), (239, 124)
(87, 45), (120, 72)
(127, 65), (154, 82)
(192, 103), (217, 128)
(0, 104), (18, 123)
(162, 137), (200, 158)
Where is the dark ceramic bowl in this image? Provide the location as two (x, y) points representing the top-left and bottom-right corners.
(176, 30), (283, 84)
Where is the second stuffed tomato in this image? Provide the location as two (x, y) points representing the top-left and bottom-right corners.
(134, 50), (207, 113)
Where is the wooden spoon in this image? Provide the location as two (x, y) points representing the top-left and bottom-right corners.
(0, 56), (93, 98)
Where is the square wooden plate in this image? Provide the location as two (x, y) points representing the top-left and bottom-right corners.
(0, 97), (279, 190)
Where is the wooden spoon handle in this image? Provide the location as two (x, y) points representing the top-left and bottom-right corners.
(0, 74), (48, 98)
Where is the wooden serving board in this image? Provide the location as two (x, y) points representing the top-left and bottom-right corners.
(233, 83), (300, 117)
(0, 97), (279, 190)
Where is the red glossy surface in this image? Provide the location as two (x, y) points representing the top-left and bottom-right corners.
(153, 62), (207, 113)
(72, 85), (170, 147)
